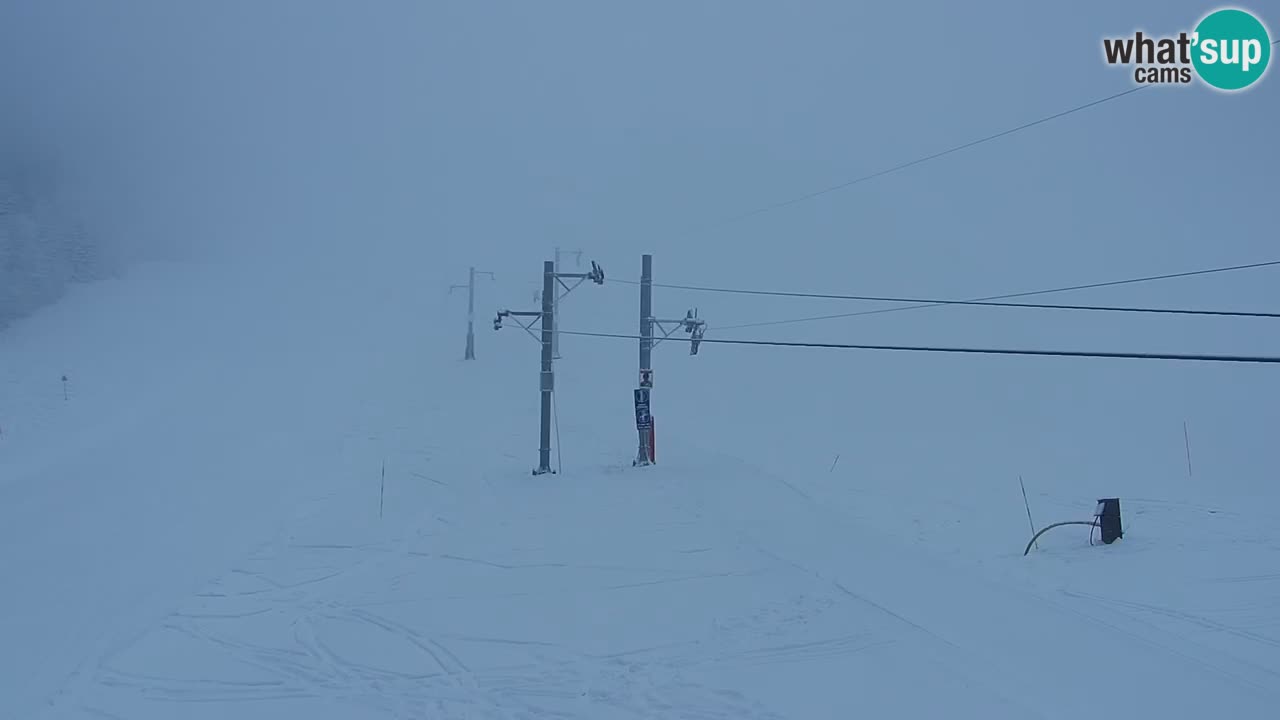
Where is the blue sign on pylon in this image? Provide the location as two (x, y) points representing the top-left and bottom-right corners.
(633, 388), (651, 429)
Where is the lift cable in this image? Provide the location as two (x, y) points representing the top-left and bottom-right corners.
(558, 329), (1280, 365)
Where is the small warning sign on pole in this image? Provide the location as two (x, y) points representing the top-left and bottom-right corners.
(639, 369), (653, 388)
(633, 388), (651, 429)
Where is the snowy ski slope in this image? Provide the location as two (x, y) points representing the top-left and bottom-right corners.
(3, 257), (1280, 719)
(5, 1), (1280, 717)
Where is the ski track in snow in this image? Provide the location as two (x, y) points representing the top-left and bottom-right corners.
(37, 412), (1280, 719)
(5, 263), (1280, 719)
(51, 473), (832, 719)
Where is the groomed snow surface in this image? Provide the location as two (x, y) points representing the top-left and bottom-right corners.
(3, 261), (1280, 719)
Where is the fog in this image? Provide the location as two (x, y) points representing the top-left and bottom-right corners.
(2, 0), (1278, 479)
(3, 4), (1280, 716)
(4, 2), (1275, 268)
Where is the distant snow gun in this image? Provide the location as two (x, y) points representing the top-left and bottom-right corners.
(1023, 498), (1123, 556)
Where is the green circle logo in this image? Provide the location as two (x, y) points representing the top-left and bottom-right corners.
(1192, 9), (1271, 90)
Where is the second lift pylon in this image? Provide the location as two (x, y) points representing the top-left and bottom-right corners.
(634, 253), (706, 468)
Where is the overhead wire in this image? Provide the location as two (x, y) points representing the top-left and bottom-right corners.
(628, 278), (1280, 320)
(699, 36), (1280, 229)
(704, 87), (1146, 228)
(558, 330), (1280, 365)
(638, 40), (1280, 330)
(711, 259), (1280, 330)
(577, 45), (1280, 339)
(611, 259), (1280, 330)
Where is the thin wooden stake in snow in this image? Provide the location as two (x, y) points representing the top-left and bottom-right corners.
(62, 375), (69, 401)
(829, 454), (840, 472)
(380, 461), (386, 520)
(1020, 475), (1039, 550)
(1183, 420), (1194, 480)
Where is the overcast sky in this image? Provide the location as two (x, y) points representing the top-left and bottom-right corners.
(2, 1), (1276, 495)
